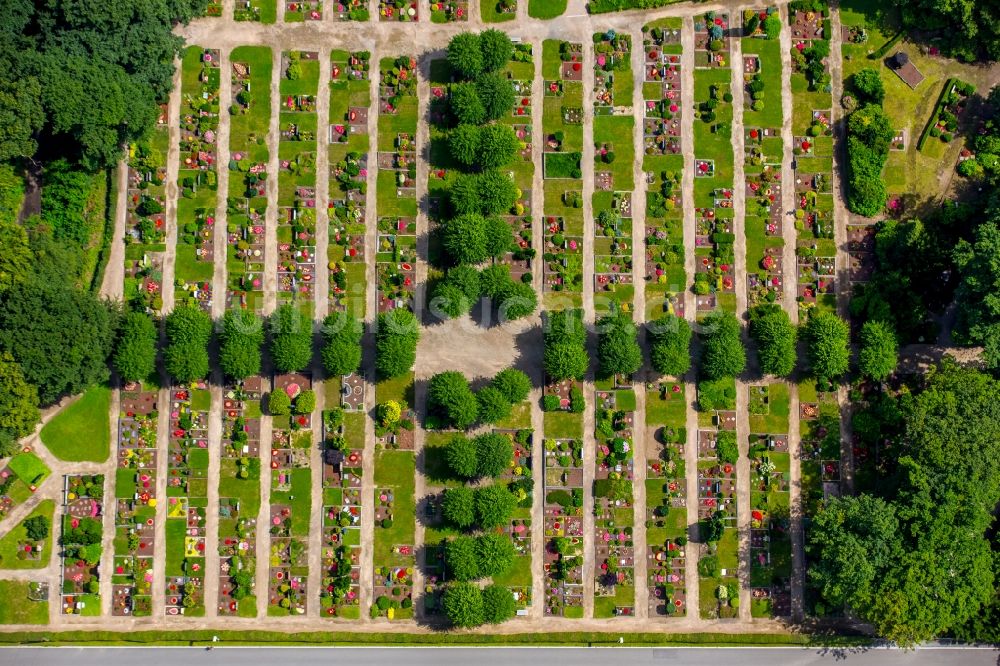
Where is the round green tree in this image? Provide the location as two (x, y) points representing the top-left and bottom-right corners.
(442, 213), (489, 266)
(447, 32), (484, 80)
(114, 310), (157, 383)
(474, 484), (517, 528)
(480, 29), (513, 72)
(321, 313), (362, 376)
(428, 371), (479, 429)
(700, 310), (746, 380)
(749, 305), (797, 377)
(164, 305), (212, 383)
(446, 435), (479, 479)
(219, 308), (264, 381)
(430, 281), (472, 319)
(804, 311), (850, 381)
(445, 536), (481, 581)
(483, 214), (514, 259)
(490, 368), (531, 404)
(648, 314), (692, 377)
(476, 386), (511, 425)
(597, 311), (642, 378)
(475, 432), (513, 477)
(475, 532), (515, 577)
(477, 124), (519, 169)
(858, 319), (898, 381)
(443, 582), (484, 628)
(375, 309), (419, 379)
(476, 73), (516, 122)
(450, 83), (486, 125)
(442, 486), (476, 528)
(476, 169), (519, 215)
(481, 584), (516, 624)
(448, 124), (480, 167)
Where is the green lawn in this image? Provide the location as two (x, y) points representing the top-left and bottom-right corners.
(0, 581), (48, 624)
(545, 411), (582, 439)
(528, 0), (566, 19)
(0, 500), (55, 569)
(40, 385), (111, 462)
(9, 452), (50, 487)
(481, 0), (515, 22)
(373, 450), (415, 567)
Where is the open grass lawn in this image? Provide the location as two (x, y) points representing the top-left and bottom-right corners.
(376, 373), (414, 411)
(0, 581), (48, 624)
(0, 500), (55, 569)
(528, 0), (566, 19)
(40, 385), (111, 462)
(422, 432), (464, 488)
(219, 460), (262, 516)
(230, 46), (273, 164)
(165, 518), (187, 577)
(693, 68), (733, 207)
(545, 411), (582, 439)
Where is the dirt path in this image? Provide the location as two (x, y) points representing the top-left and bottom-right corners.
(99, 163), (129, 301)
(580, 37), (597, 619)
(628, 26), (649, 620)
(679, 15), (700, 622)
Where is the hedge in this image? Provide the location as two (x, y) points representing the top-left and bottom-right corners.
(587, 0), (684, 13)
(916, 78), (955, 151)
(868, 32), (904, 60)
(0, 629), (873, 646)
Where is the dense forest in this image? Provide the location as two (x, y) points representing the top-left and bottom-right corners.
(0, 0), (207, 454)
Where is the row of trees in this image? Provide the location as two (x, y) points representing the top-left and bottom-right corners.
(430, 264), (537, 322)
(112, 304), (367, 384)
(428, 369), (531, 430)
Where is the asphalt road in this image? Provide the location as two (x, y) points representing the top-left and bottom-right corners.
(0, 647), (997, 666)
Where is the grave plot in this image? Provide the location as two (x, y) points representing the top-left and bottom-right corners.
(277, 51), (319, 316)
(332, 0), (370, 20)
(376, 56), (418, 313)
(798, 380), (840, 616)
(217, 378), (264, 618)
(124, 109), (169, 313)
(163, 386), (211, 616)
(267, 375), (315, 616)
(593, 30), (632, 113)
(276, 187), (317, 313)
(796, 246), (836, 317)
(746, 383), (791, 618)
(692, 38), (736, 314)
(492, 428), (535, 611)
(745, 145), (784, 309)
(176, 47), (220, 312)
(328, 50), (371, 318)
(284, 0), (322, 21)
(543, 438), (584, 618)
(234, 0), (277, 22)
(482, 0), (516, 22)
(0, 452), (50, 521)
(542, 40), (585, 308)
(372, 448), (416, 620)
(592, 387), (636, 618)
(378, 0), (418, 21)
(645, 382), (688, 618)
(741, 9), (784, 129)
(319, 407), (364, 619)
(790, 16), (835, 319)
(61, 475), (103, 616)
(642, 19), (686, 320)
(695, 421), (739, 619)
(112, 383), (159, 617)
(692, 191), (736, 313)
(228, 47), (273, 313)
(846, 224), (875, 284)
(204, 1), (223, 16)
(694, 11), (731, 69)
(497, 44), (537, 287)
(430, 0), (467, 22)
(0, 498), (54, 569)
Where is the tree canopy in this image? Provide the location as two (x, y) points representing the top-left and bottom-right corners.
(375, 309), (419, 379)
(321, 312), (362, 377)
(858, 319), (898, 381)
(647, 314), (691, 377)
(269, 304), (313, 373)
(699, 310), (746, 380)
(596, 310), (642, 378)
(749, 305), (796, 377)
(164, 305), (212, 383)
(543, 309), (589, 381)
(113, 310), (157, 383)
(219, 308), (264, 381)
(803, 311), (850, 381)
